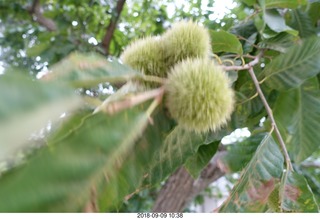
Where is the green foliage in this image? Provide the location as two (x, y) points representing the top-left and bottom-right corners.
(48, 52), (140, 87)
(261, 37), (320, 90)
(264, 0), (308, 9)
(258, 32), (298, 52)
(146, 126), (207, 185)
(0, 71), (82, 163)
(0, 105), (150, 212)
(97, 108), (173, 211)
(264, 9), (298, 36)
(280, 171), (319, 212)
(288, 8), (317, 38)
(219, 133), (284, 212)
(184, 141), (219, 178)
(273, 78), (320, 163)
(221, 133), (266, 172)
(210, 30), (243, 55)
(1, 0), (320, 213)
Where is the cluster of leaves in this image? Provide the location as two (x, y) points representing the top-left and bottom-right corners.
(0, 0), (320, 213)
(217, 0), (320, 212)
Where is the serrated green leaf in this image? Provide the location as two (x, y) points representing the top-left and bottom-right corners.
(273, 78), (320, 163)
(146, 126), (207, 185)
(280, 171), (319, 212)
(258, 32), (298, 53)
(219, 133), (284, 212)
(220, 133), (266, 173)
(0, 104), (151, 212)
(97, 109), (173, 211)
(261, 37), (320, 90)
(45, 52), (140, 87)
(210, 30), (243, 55)
(184, 141), (219, 178)
(264, 9), (298, 36)
(288, 9), (317, 39)
(0, 72), (82, 163)
(264, 0), (308, 9)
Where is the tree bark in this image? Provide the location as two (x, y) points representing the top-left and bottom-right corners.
(152, 151), (226, 212)
(102, 0), (126, 55)
(28, 0), (57, 31)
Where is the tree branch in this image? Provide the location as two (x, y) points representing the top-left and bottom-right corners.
(222, 52), (293, 171)
(222, 54), (261, 71)
(102, 0), (126, 55)
(152, 151), (226, 212)
(245, 53), (293, 172)
(28, 0), (57, 31)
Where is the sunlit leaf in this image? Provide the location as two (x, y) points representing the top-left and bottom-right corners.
(0, 72), (82, 163)
(264, 9), (298, 36)
(0, 103), (151, 212)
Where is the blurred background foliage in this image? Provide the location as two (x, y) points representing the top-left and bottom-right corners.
(1, 0), (320, 213)
(0, 0), (243, 74)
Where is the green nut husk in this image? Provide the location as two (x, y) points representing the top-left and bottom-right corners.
(120, 21), (211, 80)
(165, 58), (234, 133)
(162, 21), (211, 67)
(120, 36), (167, 78)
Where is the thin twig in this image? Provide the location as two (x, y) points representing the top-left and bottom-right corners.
(220, 54), (256, 59)
(102, 0), (126, 55)
(246, 55), (293, 171)
(222, 52), (293, 171)
(28, 0), (57, 31)
(222, 54), (261, 71)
